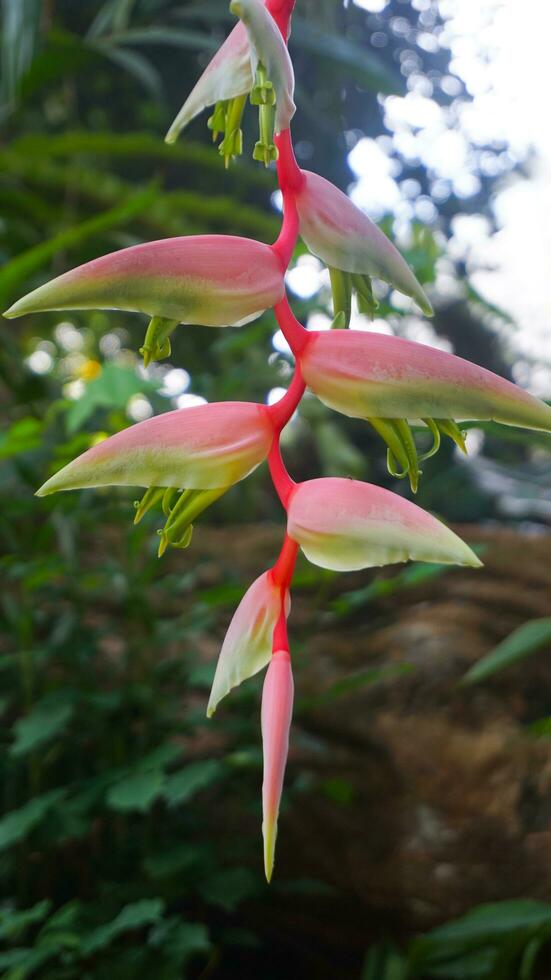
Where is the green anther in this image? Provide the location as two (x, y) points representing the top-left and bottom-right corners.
(140, 316), (179, 368)
(168, 524), (194, 551)
(133, 486), (165, 524)
(250, 63), (276, 106)
(436, 419), (468, 454)
(164, 487), (226, 541)
(386, 448), (408, 479)
(393, 418), (420, 493)
(352, 273), (378, 319)
(207, 100), (228, 141)
(253, 97), (277, 167)
(218, 95), (246, 167)
(162, 487), (195, 529)
(162, 487), (178, 517)
(328, 267), (352, 328)
(369, 418), (410, 477)
(418, 418), (441, 461)
(330, 311), (347, 329)
(157, 487), (227, 558)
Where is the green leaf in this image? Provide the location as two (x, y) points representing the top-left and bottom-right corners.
(0, 789), (66, 850)
(144, 844), (199, 880)
(163, 759), (225, 807)
(65, 363), (158, 433)
(0, 946), (56, 979)
(291, 16), (402, 95)
(198, 868), (257, 913)
(108, 26), (219, 53)
(0, 901), (52, 942)
(149, 918), (210, 969)
(0, 418), (43, 461)
(362, 941), (409, 980)
(10, 694), (75, 756)
(0, 0), (41, 113)
(463, 619), (551, 684)
(81, 899), (165, 955)
(0, 185), (158, 309)
(422, 948), (497, 979)
(106, 769), (165, 813)
(423, 900), (551, 946)
(90, 41), (162, 99)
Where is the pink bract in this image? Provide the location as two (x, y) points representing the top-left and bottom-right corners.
(261, 648), (294, 881)
(287, 477), (481, 572)
(300, 329), (551, 432)
(36, 402), (275, 496)
(5, 236), (285, 328)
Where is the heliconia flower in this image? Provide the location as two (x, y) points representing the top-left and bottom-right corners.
(299, 329), (551, 491)
(230, 0), (295, 134)
(261, 647), (294, 882)
(286, 477), (481, 572)
(165, 22), (253, 145)
(36, 401), (275, 555)
(166, 0), (294, 166)
(4, 235), (286, 357)
(294, 169), (433, 320)
(207, 571), (290, 717)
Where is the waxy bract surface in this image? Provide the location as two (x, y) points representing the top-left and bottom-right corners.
(207, 572), (290, 717)
(261, 649), (294, 881)
(36, 402), (274, 495)
(5, 236), (285, 328)
(300, 330), (551, 432)
(295, 170), (433, 316)
(287, 477), (481, 572)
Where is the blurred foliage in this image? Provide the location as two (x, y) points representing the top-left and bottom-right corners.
(1, 1), (551, 978)
(363, 900), (551, 979)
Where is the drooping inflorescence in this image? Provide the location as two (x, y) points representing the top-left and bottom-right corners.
(6, 0), (551, 881)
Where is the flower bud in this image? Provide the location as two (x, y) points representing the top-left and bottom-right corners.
(230, 0), (295, 134)
(261, 648), (293, 882)
(166, 22), (252, 144)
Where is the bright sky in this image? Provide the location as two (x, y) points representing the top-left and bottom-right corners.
(349, 0), (551, 394)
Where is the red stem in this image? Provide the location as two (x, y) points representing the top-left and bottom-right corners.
(265, 0), (296, 38)
(275, 129), (303, 193)
(268, 435), (295, 508)
(267, 363), (305, 432)
(271, 534), (298, 649)
(272, 188), (299, 268)
(271, 533), (298, 586)
(273, 295), (309, 355)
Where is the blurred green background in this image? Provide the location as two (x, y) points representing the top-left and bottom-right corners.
(1, 1), (551, 978)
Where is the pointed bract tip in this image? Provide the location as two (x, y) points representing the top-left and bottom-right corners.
(4, 302), (22, 319)
(263, 819), (276, 883)
(419, 293), (434, 317)
(35, 476), (58, 497)
(164, 130), (178, 145)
